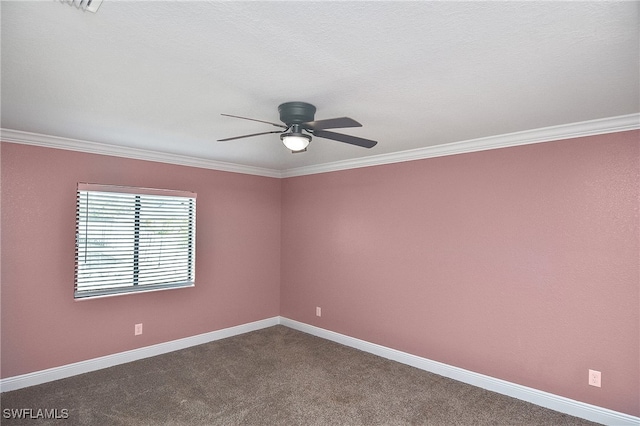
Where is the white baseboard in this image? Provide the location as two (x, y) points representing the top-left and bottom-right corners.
(280, 317), (640, 426)
(0, 316), (279, 393)
(2, 316), (637, 426)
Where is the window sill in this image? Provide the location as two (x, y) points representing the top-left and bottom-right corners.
(74, 282), (195, 301)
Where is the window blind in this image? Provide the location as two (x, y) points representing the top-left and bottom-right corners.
(75, 183), (196, 299)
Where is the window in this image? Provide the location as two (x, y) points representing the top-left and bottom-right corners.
(75, 183), (196, 299)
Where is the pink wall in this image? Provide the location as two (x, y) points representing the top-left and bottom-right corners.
(281, 131), (639, 416)
(2, 131), (638, 416)
(1, 143), (281, 378)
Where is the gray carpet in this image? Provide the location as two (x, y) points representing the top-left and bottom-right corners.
(1, 325), (599, 425)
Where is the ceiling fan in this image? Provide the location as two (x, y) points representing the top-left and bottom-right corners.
(218, 102), (377, 153)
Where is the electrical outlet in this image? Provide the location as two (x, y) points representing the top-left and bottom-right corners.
(588, 369), (601, 387)
(316, 307), (321, 317)
(134, 323), (143, 336)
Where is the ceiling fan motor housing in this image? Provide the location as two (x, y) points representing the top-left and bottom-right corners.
(278, 102), (316, 125)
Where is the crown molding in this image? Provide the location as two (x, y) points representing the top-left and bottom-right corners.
(0, 129), (282, 178)
(2, 113), (638, 179)
(281, 113), (640, 177)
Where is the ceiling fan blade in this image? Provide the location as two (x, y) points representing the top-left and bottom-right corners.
(314, 130), (377, 148)
(221, 113), (288, 129)
(303, 117), (362, 130)
(217, 130), (284, 142)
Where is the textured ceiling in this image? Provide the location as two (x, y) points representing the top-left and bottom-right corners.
(1, 1), (638, 172)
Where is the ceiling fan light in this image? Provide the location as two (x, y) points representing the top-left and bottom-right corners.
(281, 133), (311, 152)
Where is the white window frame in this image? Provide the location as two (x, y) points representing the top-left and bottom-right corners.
(74, 183), (196, 299)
